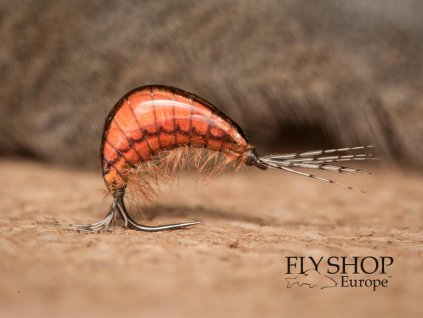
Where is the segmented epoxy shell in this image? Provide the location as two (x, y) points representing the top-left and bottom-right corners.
(101, 85), (251, 189)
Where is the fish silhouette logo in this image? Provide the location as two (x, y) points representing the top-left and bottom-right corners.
(285, 269), (337, 289)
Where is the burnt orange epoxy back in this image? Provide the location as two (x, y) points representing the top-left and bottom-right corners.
(101, 85), (251, 188)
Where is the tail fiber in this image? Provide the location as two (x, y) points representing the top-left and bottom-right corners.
(259, 145), (377, 192)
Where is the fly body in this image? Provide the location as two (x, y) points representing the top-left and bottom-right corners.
(73, 85), (376, 233)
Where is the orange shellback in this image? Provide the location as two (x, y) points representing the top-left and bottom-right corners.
(101, 85), (252, 189)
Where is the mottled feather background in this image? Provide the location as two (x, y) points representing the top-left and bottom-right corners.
(0, 0), (422, 169)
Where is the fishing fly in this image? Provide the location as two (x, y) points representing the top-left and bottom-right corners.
(73, 85), (376, 233)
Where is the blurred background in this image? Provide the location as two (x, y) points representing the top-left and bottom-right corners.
(1, 0), (422, 170)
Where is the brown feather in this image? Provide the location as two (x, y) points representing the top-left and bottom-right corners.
(120, 146), (247, 202)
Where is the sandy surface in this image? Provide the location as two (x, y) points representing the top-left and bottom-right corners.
(0, 159), (422, 318)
